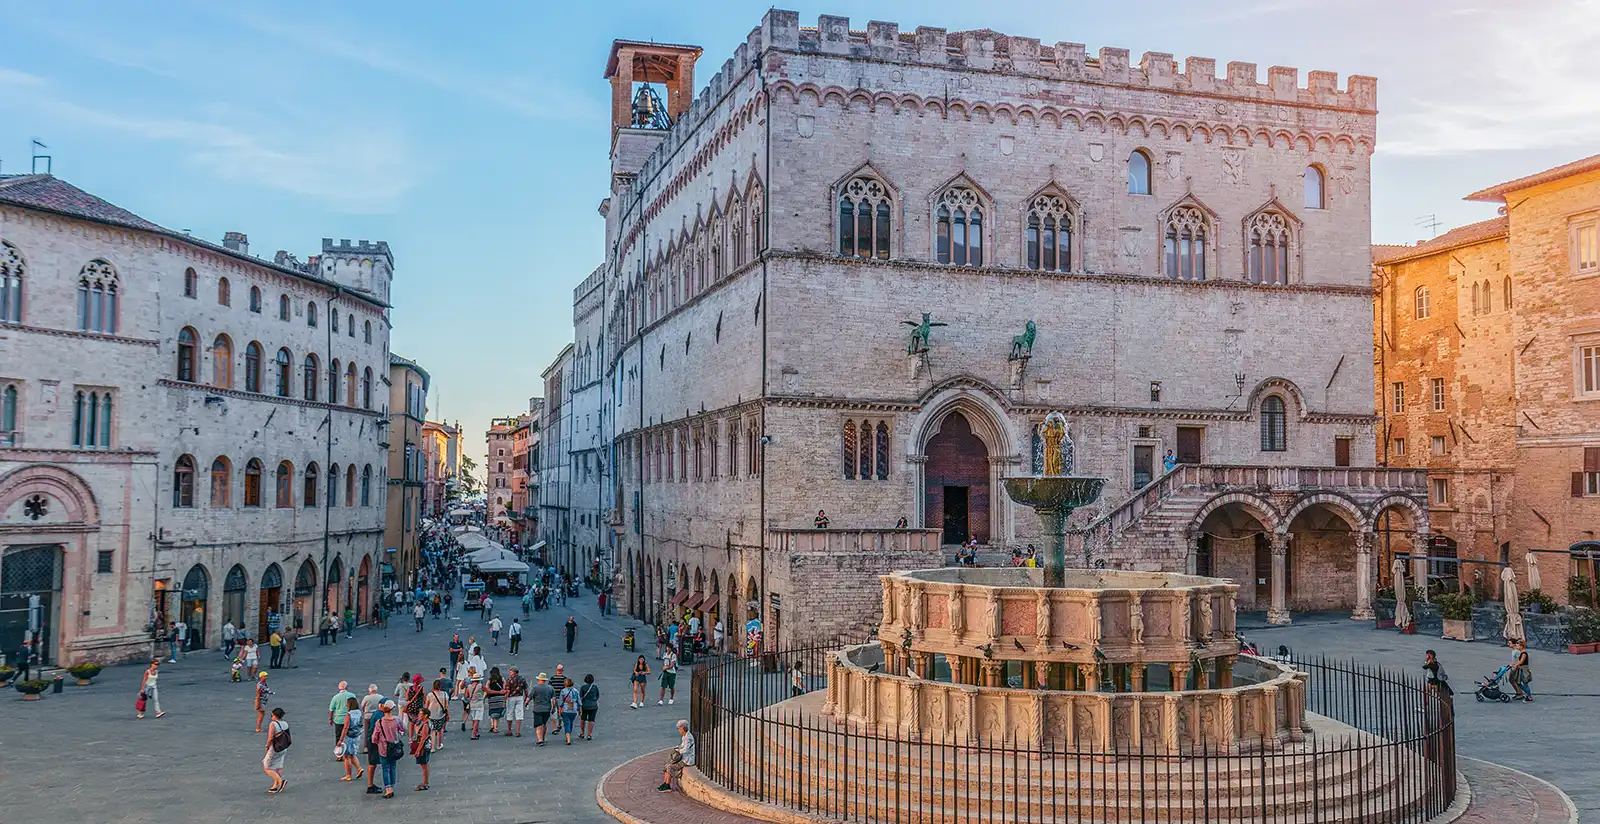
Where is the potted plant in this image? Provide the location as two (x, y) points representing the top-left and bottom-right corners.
(1436, 592), (1475, 641)
(0, 665), (14, 688)
(67, 664), (103, 686)
(14, 679), (49, 700)
(1566, 608), (1600, 654)
(1570, 576), (1596, 610)
(1524, 588), (1559, 615)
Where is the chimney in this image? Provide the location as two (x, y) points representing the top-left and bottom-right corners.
(222, 231), (249, 254)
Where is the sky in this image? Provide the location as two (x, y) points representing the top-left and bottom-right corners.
(2, 0), (1597, 470)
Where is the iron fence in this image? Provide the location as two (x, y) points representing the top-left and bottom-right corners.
(690, 643), (1455, 824)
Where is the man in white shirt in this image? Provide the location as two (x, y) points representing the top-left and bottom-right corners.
(713, 619), (724, 653)
(658, 648), (678, 705)
(174, 619), (189, 658)
(222, 621), (237, 657)
(489, 615), (503, 646)
(508, 619), (522, 655)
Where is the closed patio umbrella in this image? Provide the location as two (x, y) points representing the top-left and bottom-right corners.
(1392, 558), (1412, 628)
(1502, 566), (1524, 642)
(1526, 553), (1543, 593)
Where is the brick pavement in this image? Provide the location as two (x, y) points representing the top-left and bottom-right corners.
(598, 749), (764, 824)
(1456, 757), (1578, 824)
(0, 593), (680, 824)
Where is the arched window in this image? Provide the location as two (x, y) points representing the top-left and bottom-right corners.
(183, 267), (198, 298)
(176, 327), (199, 381)
(243, 458), (263, 507)
(217, 276), (231, 306)
(711, 216), (726, 283)
(303, 462), (319, 508)
(1025, 192), (1074, 272)
(837, 175), (893, 260)
(842, 421), (857, 479)
(274, 348), (292, 397)
(935, 186), (984, 266)
(328, 359), (341, 403)
(210, 334), (233, 388)
(746, 419), (759, 476)
(302, 353), (319, 401)
(1482, 279), (1493, 313)
(348, 316), (355, 338)
(730, 201), (746, 268)
(1304, 165), (1325, 210)
(1247, 210), (1293, 285)
(275, 461), (294, 508)
(875, 422), (890, 480)
(76, 259), (119, 334)
(360, 464), (372, 506)
(1470, 280), (1482, 315)
(1, 384), (17, 444)
(327, 463), (340, 507)
(330, 309), (339, 334)
(1414, 286), (1431, 319)
(249, 285), (262, 313)
(1163, 206), (1209, 281)
(71, 390), (112, 448)
(306, 301), (318, 328)
(0, 240), (24, 323)
(1260, 396), (1288, 452)
(750, 184), (765, 252)
(346, 363), (358, 406)
(173, 454), (196, 508)
(210, 456), (232, 507)
(364, 320), (372, 343)
(362, 367), (373, 409)
(344, 464), (356, 506)
(1503, 276), (1513, 310)
(244, 342), (263, 393)
(1128, 150), (1152, 195)
(278, 294), (290, 321)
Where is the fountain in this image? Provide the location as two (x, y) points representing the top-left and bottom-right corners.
(1002, 411), (1106, 584)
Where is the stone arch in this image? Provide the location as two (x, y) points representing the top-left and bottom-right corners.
(909, 380), (1016, 457)
(1192, 491), (1282, 534)
(0, 464), (101, 525)
(1282, 492), (1367, 533)
(908, 380), (1017, 544)
(1245, 376), (1309, 419)
(1367, 493), (1429, 533)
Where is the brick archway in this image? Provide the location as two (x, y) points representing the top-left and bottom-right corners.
(923, 411), (991, 545)
(908, 384), (1017, 545)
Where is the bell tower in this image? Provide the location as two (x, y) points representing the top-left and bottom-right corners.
(604, 39), (702, 139)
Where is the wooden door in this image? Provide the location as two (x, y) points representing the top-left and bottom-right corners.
(1334, 437), (1352, 467)
(942, 486), (970, 545)
(1176, 427), (1203, 465)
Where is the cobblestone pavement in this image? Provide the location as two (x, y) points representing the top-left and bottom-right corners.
(598, 749), (763, 824)
(1256, 615), (1592, 822)
(0, 593), (681, 824)
(1457, 757), (1579, 824)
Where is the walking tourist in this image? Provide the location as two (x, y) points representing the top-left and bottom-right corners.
(508, 618), (522, 655)
(659, 646), (678, 704)
(486, 667), (507, 734)
(371, 701), (404, 798)
(243, 638), (259, 678)
(791, 660), (806, 697)
(268, 629), (283, 668)
(263, 707), (290, 794)
(579, 673), (600, 740)
(482, 594), (494, 622)
(339, 697), (364, 781)
(328, 681), (356, 750)
(1509, 639), (1534, 702)
(425, 679), (451, 751)
(655, 624), (668, 659)
(254, 672), (272, 731)
(565, 614), (578, 652)
(656, 719), (696, 792)
(490, 614), (503, 645)
(505, 666), (528, 737)
(448, 633), (464, 675)
(412, 706), (435, 791)
(393, 672), (412, 705)
(414, 601), (425, 632)
(713, 619), (724, 653)
(172, 619), (186, 661)
(558, 675), (580, 744)
(282, 628), (297, 668)
(222, 620), (237, 656)
(631, 655), (650, 707)
(531, 672), (554, 745)
(319, 611), (335, 646)
(465, 671), (486, 739)
(136, 658), (163, 719)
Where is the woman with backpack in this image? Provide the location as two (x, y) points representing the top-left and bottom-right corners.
(369, 700), (405, 798)
(262, 707), (290, 794)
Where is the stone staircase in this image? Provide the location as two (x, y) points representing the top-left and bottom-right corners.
(703, 697), (1436, 824)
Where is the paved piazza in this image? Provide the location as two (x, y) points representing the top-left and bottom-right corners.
(2, 603), (1590, 823)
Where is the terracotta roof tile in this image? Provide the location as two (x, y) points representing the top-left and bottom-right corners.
(1372, 216), (1508, 265)
(1465, 152), (1600, 202)
(0, 174), (165, 232)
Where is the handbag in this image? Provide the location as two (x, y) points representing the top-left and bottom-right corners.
(136, 693), (147, 713)
(270, 725), (292, 752)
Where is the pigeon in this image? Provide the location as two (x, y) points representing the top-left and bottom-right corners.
(1012, 638), (1026, 651)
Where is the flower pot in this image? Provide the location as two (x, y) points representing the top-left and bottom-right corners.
(22, 692), (39, 701)
(1568, 642), (1598, 654)
(1375, 618), (1395, 630)
(1442, 618), (1474, 641)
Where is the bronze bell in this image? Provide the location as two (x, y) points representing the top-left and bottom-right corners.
(631, 85), (659, 128)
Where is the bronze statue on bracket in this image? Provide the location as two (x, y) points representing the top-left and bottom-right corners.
(902, 312), (948, 356)
(1009, 320), (1037, 361)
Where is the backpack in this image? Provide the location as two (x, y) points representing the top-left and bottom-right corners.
(270, 722), (292, 752)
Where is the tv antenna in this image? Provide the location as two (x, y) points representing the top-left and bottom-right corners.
(30, 139), (51, 174)
(1415, 214), (1442, 238)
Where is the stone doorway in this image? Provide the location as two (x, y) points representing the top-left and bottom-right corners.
(0, 545), (63, 666)
(941, 486), (970, 545)
(923, 411), (990, 545)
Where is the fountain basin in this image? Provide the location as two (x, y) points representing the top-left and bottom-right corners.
(1000, 475), (1106, 512)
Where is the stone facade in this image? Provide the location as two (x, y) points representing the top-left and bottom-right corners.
(565, 10), (1424, 649)
(485, 416), (516, 522)
(537, 347), (574, 572)
(0, 175), (392, 664)
(1377, 154), (1600, 601)
(385, 354), (429, 586)
(420, 420), (460, 518)
(568, 266), (609, 581)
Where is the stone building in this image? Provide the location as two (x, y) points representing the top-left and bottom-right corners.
(421, 419), (460, 518)
(385, 354), (429, 586)
(485, 416), (516, 523)
(582, 11), (1426, 649)
(1376, 153), (1600, 601)
(538, 346), (575, 572)
(570, 266), (610, 581)
(509, 413), (534, 546)
(0, 174), (392, 664)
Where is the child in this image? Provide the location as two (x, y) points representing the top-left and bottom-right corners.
(230, 654), (243, 682)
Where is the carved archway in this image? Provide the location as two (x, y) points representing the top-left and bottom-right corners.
(907, 380), (1019, 544)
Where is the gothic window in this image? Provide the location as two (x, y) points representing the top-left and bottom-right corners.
(244, 342), (263, 393)
(71, 390), (112, 448)
(1470, 280), (1483, 315)
(77, 259), (119, 334)
(749, 186), (765, 253)
(173, 455), (196, 508)
(243, 459), (263, 507)
(275, 461), (294, 508)
(330, 309), (339, 334)
(364, 320), (373, 343)
(1304, 165), (1325, 210)
(303, 353), (320, 401)
(306, 301), (318, 328)
(1503, 276), (1513, 309)
(1128, 150), (1152, 195)
(249, 285), (262, 313)
(679, 429), (688, 481)
(726, 420), (738, 478)
(183, 267), (198, 298)
(1482, 279), (1492, 313)
(842, 421), (857, 479)
(327, 463), (340, 507)
(176, 327), (199, 381)
(1, 384), (17, 446)
(218, 276), (231, 306)
(693, 429), (704, 481)
(1163, 206), (1210, 281)
(1414, 286), (1431, 319)
(709, 422), (720, 478)
(362, 367), (373, 409)
(328, 359), (341, 403)
(279, 294), (290, 321)
(346, 363), (358, 406)
(210, 456), (232, 507)
(1025, 192), (1074, 272)
(345, 464), (356, 506)
(875, 422), (890, 479)
(935, 186), (984, 267)
(838, 175), (893, 260)
(746, 418), (760, 476)
(1260, 395), (1288, 452)
(730, 202), (745, 268)
(211, 334), (233, 388)
(0, 240), (23, 323)
(303, 462), (319, 508)
(275, 348), (292, 397)
(1247, 210), (1293, 285)
(711, 216), (726, 283)
(841, 419), (892, 480)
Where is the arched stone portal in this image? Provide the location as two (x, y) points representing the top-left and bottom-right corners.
(923, 411), (991, 546)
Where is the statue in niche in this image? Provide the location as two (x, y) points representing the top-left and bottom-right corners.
(1129, 599), (1145, 644)
(882, 582), (896, 624)
(1198, 596), (1214, 641)
(910, 586), (926, 629)
(1035, 594), (1052, 641)
(902, 312), (948, 356)
(1009, 320), (1037, 361)
(985, 592), (1001, 640)
(900, 585), (915, 629)
(947, 590), (965, 637)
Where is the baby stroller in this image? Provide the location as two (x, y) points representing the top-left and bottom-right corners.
(1474, 665), (1513, 702)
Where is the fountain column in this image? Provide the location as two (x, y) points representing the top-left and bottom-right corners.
(1035, 503), (1069, 588)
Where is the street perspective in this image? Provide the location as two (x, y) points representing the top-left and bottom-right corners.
(2, 2), (1598, 823)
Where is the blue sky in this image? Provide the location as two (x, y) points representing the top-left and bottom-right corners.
(2, 0), (1594, 467)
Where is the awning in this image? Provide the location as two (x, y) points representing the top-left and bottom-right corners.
(529, 541), (547, 552)
(688, 593), (716, 613)
(671, 590), (692, 606)
(477, 559), (530, 574)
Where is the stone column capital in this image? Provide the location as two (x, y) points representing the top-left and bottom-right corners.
(1355, 531), (1375, 554)
(1270, 531), (1293, 555)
